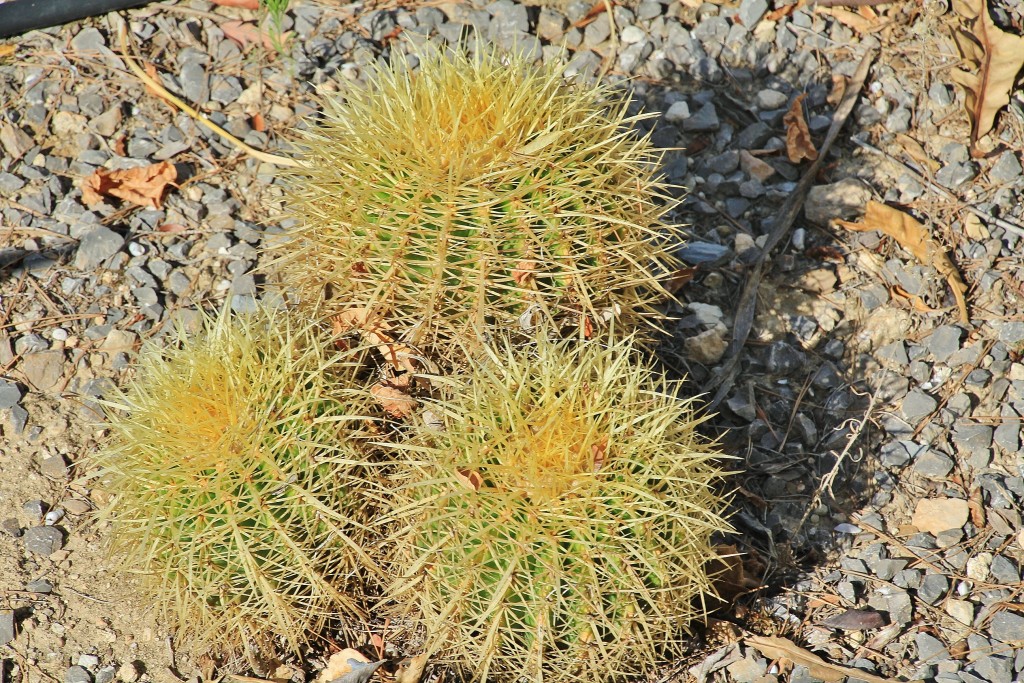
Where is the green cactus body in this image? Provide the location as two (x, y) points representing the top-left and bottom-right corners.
(92, 306), (382, 654)
(387, 335), (735, 682)
(271, 48), (684, 358)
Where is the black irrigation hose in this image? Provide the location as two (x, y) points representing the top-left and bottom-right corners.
(0, 0), (153, 40)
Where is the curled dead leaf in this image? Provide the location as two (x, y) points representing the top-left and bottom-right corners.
(221, 20), (286, 51)
(950, 0), (1024, 148)
(81, 161), (177, 209)
(332, 308), (418, 374)
(393, 654), (429, 683)
(512, 259), (536, 286)
(370, 383), (416, 419)
(746, 635), (899, 683)
(454, 468), (483, 492)
(835, 201), (969, 324)
(783, 94), (818, 163)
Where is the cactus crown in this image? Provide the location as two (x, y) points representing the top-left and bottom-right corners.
(92, 307), (382, 654)
(386, 334), (735, 683)
(270, 47), (684, 359)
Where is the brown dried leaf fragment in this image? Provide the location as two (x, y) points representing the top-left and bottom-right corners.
(783, 94), (818, 163)
(835, 201), (969, 324)
(393, 654), (429, 683)
(950, 0), (1024, 148)
(370, 383), (417, 419)
(81, 161), (177, 209)
(332, 308), (418, 374)
(746, 635), (902, 683)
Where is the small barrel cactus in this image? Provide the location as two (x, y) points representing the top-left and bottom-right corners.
(91, 306), (383, 655)
(269, 47), (685, 360)
(385, 334), (734, 683)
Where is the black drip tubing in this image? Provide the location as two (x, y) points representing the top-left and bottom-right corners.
(0, 0), (153, 40)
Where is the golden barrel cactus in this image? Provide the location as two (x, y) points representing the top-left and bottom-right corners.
(385, 334), (735, 682)
(270, 48), (684, 360)
(91, 306), (383, 655)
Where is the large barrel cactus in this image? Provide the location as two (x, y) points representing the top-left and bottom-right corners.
(270, 48), (684, 360)
(385, 333), (735, 682)
(91, 306), (383, 654)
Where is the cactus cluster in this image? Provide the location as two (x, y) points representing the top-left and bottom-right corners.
(92, 307), (382, 654)
(269, 48), (684, 359)
(386, 335), (734, 682)
(93, 44), (735, 681)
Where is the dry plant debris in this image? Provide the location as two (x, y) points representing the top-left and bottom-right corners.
(80, 160), (177, 209)
(950, 0), (1024, 149)
(835, 200), (969, 324)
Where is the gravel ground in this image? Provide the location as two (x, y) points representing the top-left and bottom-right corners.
(2, 0), (1024, 682)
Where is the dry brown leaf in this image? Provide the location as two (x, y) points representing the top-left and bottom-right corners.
(816, 6), (877, 33)
(895, 134), (941, 174)
(708, 544), (761, 602)
(393, 654), (429, 683)
(746, 635), (913, 683)
(969, 485), (986, 527)
(221, 20), (284, 50)
(0, 45), (16, 58)
(835, 201), (969, 324)
(157, 223), (188, 234)
(826, 74), (847, 108)
(81, 161), (177, 209)
(783, 94), (818, 163)
(332, 308), (418, 373)
(316, 649), (372, 683)
(454, 468), (483, 492)
(950, 0), (1024, 147)
(370, 383), (417, 418)
(512, 259), (536, 286)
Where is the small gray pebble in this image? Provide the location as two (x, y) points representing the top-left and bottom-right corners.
(78, 654), (100, 669)
(40, 454), (68, 479)
(913, 450), (954, 478)
(23, 500), (47, 519)
(26, 578), (53, 593)
(8, 406), (28, 435)
(23, 525), (64, 555)
(75, 226), (124, 270)
(764, 341), (805, 374)
(0, 610), (14, 646)
(737, 0), (768, 27)
(682, 101), (719, 132)
(952, 423), (993, 457)
(917, 573), (948, 604)
(915, 632), (948, 661)
(991, 610), (1024, 643)
(0, 380), (22, 409)
(65, 665), (92, 683)
(989, 151), (1022, 184)
(755, 88), (788, 110)
(926, 324), (963, 362)
(970, 655), (1013, 683)
(2, 518), (22, 537)
(95, 667), (116, 683)
(935, 162), (976, 189)
(929, 82), (952, 106)
(990, 555), (1020, 584)
(663, 100), (690, 124)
